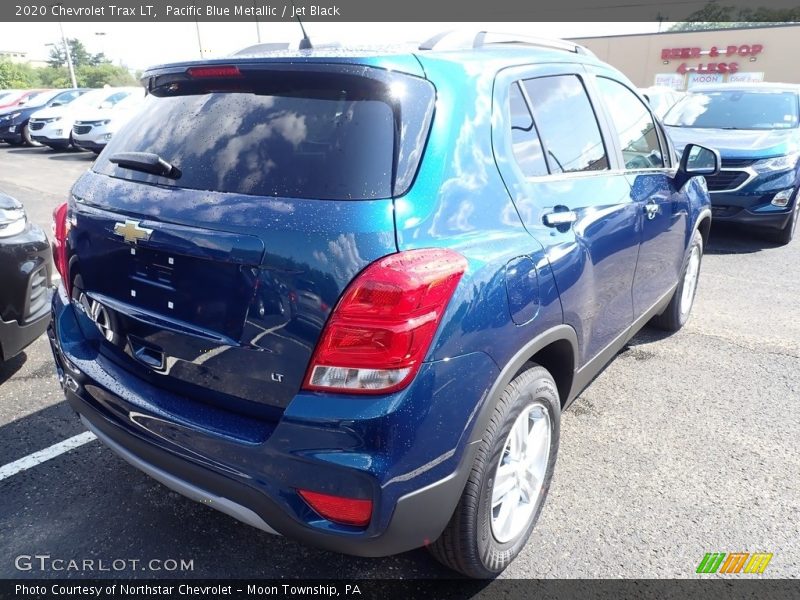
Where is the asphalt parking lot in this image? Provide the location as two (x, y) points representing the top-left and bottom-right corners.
(0, 144), (798, 579)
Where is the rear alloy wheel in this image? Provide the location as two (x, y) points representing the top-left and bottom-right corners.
(428, 364), (560, 578)
(652, 229), (703, 332)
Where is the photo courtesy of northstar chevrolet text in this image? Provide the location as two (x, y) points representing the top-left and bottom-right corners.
(0, 0), (798, 594)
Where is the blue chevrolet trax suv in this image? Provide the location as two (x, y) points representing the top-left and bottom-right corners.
(665, 83), (800, 244)
(48, 32), (717, 578)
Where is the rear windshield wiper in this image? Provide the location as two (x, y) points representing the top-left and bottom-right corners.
(109, 152), (181, 179)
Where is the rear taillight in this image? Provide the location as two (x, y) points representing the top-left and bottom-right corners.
(298, 489), (372, 527)
(51, 202), (71, 296)
(302, 248), (467, 395)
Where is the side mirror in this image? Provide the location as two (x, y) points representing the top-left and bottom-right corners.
(50, 101), (64, 107)
(99, 101), (113, 109)
(675, 143), (720, 189)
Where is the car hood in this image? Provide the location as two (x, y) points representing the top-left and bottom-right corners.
(30, 105), (77, 120)
(0, 104), (39, 120)
(74, 106), (124, 121)
(0, 192), (23, 211)
(665, 126), (799, 159)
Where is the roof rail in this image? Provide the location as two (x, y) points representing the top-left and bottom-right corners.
(419, 30), (594, 56)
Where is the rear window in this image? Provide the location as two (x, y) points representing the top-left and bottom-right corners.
(94, 66), (435, 200)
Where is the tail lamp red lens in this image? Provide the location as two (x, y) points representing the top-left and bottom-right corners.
(297, 489), (373, 527)
(302, 248), (467, 395)
(51, 202), (71, 296)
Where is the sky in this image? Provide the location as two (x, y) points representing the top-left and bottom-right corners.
(0, 22), (664, 70)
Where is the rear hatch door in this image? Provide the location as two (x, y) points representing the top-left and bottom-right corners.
(68, 60), (435, 417)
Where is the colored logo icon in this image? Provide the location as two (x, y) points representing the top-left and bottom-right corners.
(697, 552), (773, 574)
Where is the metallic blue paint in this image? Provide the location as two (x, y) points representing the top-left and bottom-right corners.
(49, 46), (712, 556)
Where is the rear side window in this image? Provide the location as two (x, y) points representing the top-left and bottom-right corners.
(522, 75), (609, 174)
(94, 68), (435, 200)
(596, 78), (664, 169)
(509, 82), (548, 178)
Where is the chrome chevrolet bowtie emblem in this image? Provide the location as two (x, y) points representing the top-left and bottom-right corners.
(113, 220), (153, 244)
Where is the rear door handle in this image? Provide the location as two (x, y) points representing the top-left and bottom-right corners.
(543, 208), (577, 228)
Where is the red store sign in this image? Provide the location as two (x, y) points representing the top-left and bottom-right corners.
(661, 43), (764, 75)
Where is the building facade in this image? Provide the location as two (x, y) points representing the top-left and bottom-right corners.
(571, 24), (800, 90)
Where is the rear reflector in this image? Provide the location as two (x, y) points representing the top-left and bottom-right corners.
(186, 65), (241, 78)
(298, 490), (372, 527)
(302, 248), (467, 395)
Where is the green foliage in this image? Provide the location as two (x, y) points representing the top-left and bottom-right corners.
(669, 2), (800, 31)
(0, 59), (40, 88)
(78, 64), (137, 87)
(1, 37), (136, 92)
(0, 63), (136, 91)
(47, 38), (110, 69)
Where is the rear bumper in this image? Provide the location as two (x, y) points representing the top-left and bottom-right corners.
(48, 286), (498, 556)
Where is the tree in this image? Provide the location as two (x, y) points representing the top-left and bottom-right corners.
(0, 59), (41, 88)
(669, 2), (800, 31)
(77, 64), (137, 87)
(47, 38), (110, 69)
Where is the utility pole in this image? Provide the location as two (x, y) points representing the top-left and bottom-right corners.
(53, 4), (78, 88)
(194, 0), (203, 58)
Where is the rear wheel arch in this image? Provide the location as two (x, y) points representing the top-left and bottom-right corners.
(470, 325), (578, 446)
(513, 338), (575, 409)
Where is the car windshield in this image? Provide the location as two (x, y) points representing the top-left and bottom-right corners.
(664, 89), (799, 130)
(66, 89), (125, 109)
(112, 89), (146, 109)
(24, 90), (63, 108)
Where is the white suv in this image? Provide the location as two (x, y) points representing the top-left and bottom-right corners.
(72, 88), (146, 153)
(29, 87), (141, 150)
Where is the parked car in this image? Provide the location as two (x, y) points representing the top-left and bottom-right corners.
(72, 88), (147, 153)
(639, 86), (684, 119)
(0, 89), (87, 146)
(0, 193), (52, 362)
(0, 89), (50, 111)
(0, 90), (23, 108)
(664, 83), (800, 244)
(48, 33), (717, 578)
(29, 87), (140, 150)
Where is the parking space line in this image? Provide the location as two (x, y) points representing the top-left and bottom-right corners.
(0, 431), (97, 482)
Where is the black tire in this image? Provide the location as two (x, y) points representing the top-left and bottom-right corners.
(769, 200), (798, 245)
(651, 229), (703, 332)
(22, 123), (41, 147)
(428, 364), (560, 578)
